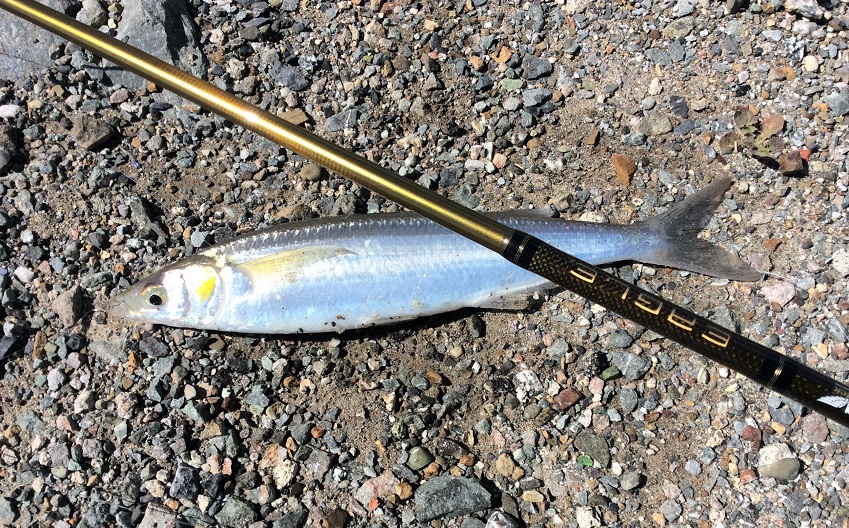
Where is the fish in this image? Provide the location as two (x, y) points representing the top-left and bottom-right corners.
(108, 178), (761, 334)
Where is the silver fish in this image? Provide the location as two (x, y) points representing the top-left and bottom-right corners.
(108, 178), (760, 334)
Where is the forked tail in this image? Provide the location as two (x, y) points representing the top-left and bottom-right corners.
(642, 178), (763, 281)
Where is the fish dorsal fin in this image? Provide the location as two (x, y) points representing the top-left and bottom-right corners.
(233, 246), (355, 284)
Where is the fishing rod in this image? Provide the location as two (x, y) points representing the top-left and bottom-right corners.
(3, 0), (849, 428)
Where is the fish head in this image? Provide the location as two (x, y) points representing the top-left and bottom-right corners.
(108, 257), (224, 328)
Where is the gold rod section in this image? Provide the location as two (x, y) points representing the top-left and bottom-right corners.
(0, 0), (513, 254)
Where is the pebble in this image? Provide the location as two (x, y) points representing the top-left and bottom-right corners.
(324, 108), (359, 132)
(620, 472), (642, 491)
(637, 112), (673, 136)
(69, 115), (116, 150)
(831, 248), (849, 277)
(51, 286), (83, 329)
(760, 282), (796, 306)
(574, 430), (611, 468)
(610, 155), (637, 186)
(407, 446), (434, 471)
(610, 351), (651, 380)
(659, 499), (683, 521)
(757, 443), (801, 480)
(415, 476), (491, 521)
(485, 511), (519, 528)
(214, 496), (257, 527)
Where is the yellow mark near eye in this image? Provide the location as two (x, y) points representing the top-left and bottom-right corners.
(196, 273), (216, 302)
(185, 265), (218, 303)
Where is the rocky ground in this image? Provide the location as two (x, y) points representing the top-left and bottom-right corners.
(1, 0), (849, 527)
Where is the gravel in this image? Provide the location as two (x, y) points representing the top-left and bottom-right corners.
(1, 0), (849, 527)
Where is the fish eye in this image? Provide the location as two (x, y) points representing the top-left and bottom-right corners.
(141, 285), (168, 308)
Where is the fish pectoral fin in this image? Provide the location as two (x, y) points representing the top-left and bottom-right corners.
(235, 246), (355, 284)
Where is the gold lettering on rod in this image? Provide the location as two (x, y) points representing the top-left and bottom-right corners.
(702, 328), (730, 348)
(570, 265), (597, 284)
(634, 293), (662, 315)
(668, 310), (696, 332)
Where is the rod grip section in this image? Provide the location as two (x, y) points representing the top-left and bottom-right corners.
(505, 231), (849, 428)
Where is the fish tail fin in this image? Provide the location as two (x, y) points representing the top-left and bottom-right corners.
(641, 177), (763, 281)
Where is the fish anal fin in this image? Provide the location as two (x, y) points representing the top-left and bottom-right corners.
(235, 246), (354, 284)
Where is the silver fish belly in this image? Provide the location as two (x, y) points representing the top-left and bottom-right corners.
(108, 179), (760, 334)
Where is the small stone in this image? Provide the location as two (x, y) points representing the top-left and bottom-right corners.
(215, 496), (257, 527)
(407, 446), (435, 471)
(619, 388), (639, 412)
(70, 115), (116, 150)
(73, 390), (95, 414)
(801, 413), (829, 443)
(611, 351), (651, 380)
(521, 490), (544, 503)
(832, 248), (849, 277)
(47, 367), (66, 391)
(777, 151), (805, 176)
(355, 471), (400, 507)
(823, 86), (849, 117)
(325, 108), (359, 132)
(637, 112), (673, 136)
(760, 282), (796, 306)
(583, 128), (600, 147)
(522, 88), (552, 107)
(620, 472), (641, 490)
(574, 429), (610, 467)
(757, 443), (800, 480)
(739, 468), (758, 484)
(575, 506), (601, 528)
(684, 460), (701, 476)
(668, 95), (689, 118)
(170, 464), (200, 500)
(610, 155), (636, 186)
(803, 55), (818, 72)
(660, 499), (683, 521)
(414, 476), (491, 521)
(0, 496), (17, 524)
(52, 286), (83, 328)
(269, 63), (309, 91)
(0, 105), (21, 118)
(552, 388), (582, 411)
(485, 511), (519, 528)
(784, 0), (824, 20)
(301, 163), (323, 181)
(495, 453), (517, 477)
(608, 328), (634, 348)
(523, 55), (553, 80)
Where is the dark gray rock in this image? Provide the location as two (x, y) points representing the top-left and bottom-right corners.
(324, 108), (360, 132)
(611, 351), (651, 380)
(273, 506), (308, 528)
(522, 88), (552, 107)
(823, 85), (849, 117)
(215, 496), (257, 527)
(574, 429), (611, 467)
(0, 0), (71, 83)
(645, 48), (671, 66)
(415, 476), (491, 521)
(269, 62), (310, 91)
(169, 464), (200, 500)
(619, 388), (639, 412)
(110, 0), (206, 90)
(523, 55), (553, 80)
